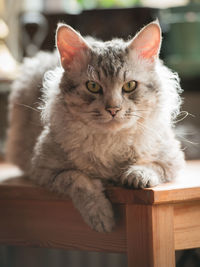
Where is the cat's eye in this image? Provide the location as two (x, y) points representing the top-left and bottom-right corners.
(86, 81), (102, 94)
(122, 80), (137, 93)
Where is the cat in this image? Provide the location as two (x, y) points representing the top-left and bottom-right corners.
(6, 20), (185, 232)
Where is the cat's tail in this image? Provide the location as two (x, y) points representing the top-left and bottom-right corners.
(6, 50), (59, 173)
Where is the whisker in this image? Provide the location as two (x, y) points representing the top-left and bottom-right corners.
(92, 114), (102, 117)
(85, 110), (101, 114)
(177, 135), (199, 145)
(132, 114), (145, 119)
(134, 109), (149, 112)
(125, 112), (145, 120)
(174, 111), (194, 124)
(16, 103), (40, 113)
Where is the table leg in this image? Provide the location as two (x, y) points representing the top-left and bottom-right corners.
(126, 204), (175, 267)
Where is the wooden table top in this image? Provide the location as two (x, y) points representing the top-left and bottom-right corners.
(0, 161), (200, 205)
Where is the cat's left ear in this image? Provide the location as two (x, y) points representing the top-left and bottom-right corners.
(128, 20), (161, 61)
(56, 24), (91, 70)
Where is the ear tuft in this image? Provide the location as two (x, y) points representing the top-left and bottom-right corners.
(56, 24), (90, 70)
(129, 20), (161, 61)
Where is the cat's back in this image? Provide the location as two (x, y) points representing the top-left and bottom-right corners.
(10, 51), (59, 104)
(6, 50), (59, 172)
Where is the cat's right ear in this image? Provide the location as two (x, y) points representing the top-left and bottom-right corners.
(56, 24), (90, 70)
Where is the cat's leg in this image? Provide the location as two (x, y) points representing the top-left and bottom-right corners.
(121, 153), (185, 188)
(31, 168), (114, 232)
(121, 137), (185, 189)
(30, 127), (115, 232)
(54, 170), (114, 232)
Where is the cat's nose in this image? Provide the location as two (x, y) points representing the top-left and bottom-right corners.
(105, 106), (121, 117)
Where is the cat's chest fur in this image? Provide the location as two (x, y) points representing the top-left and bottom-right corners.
(55, 122), (137, 180)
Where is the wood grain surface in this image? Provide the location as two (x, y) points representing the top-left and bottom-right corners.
(0, 197), (127, 253)
(174, 201), (200, 250)
(0, 160), (200, 263)
(126, 204), (175, 267)
(0, 161), (200, 205)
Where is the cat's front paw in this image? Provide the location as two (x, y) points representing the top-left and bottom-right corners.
(121, 165), (160, 188)
(80, 196), (115, 232)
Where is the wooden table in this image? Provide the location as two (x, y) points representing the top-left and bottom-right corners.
(0, 161), (200, 267)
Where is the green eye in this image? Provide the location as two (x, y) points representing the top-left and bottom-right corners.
(86, 81), (102, 93)
(122, 80), (137, 93)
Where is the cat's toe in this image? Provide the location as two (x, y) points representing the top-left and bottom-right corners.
(90, 209), (115, 232)
(84, 197), (115, 232)
(122, 166), (160, 189)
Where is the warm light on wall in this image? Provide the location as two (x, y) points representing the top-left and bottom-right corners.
(0, 16), (18, 80)
(0, 42), (18, 80)
(0, 18), (8, 39)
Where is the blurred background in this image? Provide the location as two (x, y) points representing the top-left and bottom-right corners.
(0, 0), (200, 266)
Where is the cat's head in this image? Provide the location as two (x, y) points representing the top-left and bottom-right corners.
(55, 21), (181, 132)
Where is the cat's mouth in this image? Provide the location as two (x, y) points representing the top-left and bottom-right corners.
(83, 109), (139, 130)
(94, 114), (136, 130)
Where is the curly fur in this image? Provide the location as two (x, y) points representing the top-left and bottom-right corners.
(6, 22), (185, 232)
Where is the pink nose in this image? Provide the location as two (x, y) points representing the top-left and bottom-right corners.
(105, 106), (121, 117)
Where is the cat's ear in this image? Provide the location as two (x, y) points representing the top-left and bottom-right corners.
(128, 20), (161, 61)
(56, 24), (90, 70)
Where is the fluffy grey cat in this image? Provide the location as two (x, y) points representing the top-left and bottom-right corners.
(6, 21), (185, 232)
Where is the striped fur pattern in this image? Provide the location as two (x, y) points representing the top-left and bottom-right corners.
(6, 22), (185, 232)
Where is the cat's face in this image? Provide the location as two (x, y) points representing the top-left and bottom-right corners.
(57, 22), (161, 131)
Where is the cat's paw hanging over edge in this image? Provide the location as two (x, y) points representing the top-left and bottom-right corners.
(80, 195), (115, 233)
(121, 165), (160, 189)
